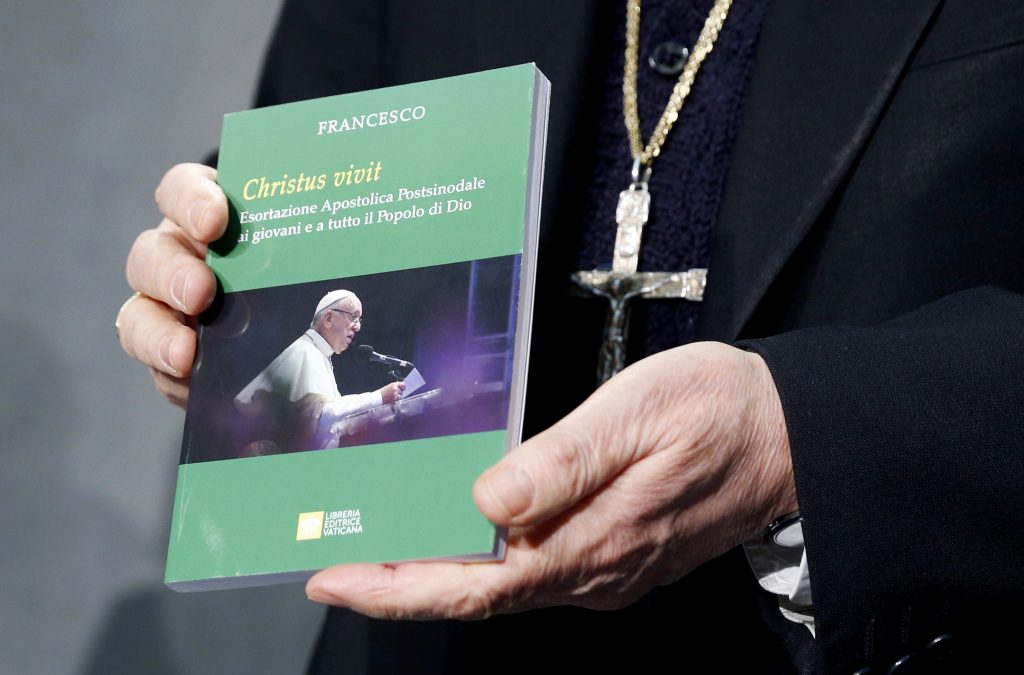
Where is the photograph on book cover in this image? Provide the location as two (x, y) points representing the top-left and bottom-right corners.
(183, 254), (521, 464)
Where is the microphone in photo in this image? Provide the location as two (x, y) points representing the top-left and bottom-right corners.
(356, 345), (415, 381)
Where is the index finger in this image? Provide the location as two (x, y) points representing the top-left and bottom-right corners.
(154, 163), (228, 242)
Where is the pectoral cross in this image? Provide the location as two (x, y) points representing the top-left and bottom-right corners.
(572, 172), (706, 384)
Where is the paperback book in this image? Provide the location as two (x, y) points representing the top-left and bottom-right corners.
(166, 64), (550, 590)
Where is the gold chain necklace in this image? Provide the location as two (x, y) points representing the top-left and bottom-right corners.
(624, 0), (734, 167)
(571, 0), (734, 384)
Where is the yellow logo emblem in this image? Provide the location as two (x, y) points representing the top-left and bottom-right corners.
(296, 511), (325, 541)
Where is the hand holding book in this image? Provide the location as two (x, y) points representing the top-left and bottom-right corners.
(305, 343), (798, 618)
(117, 68), (797, 602)
(120, 192), (797, 607)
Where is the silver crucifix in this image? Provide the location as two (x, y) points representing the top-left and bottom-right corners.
(572, 159), (707, 384)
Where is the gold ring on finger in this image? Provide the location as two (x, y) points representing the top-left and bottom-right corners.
(115, 291), (144, 340)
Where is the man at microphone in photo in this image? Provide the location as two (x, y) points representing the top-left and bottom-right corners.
(233, 289), (405, 454)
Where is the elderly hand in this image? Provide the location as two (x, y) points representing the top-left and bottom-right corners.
(305, 342), (798, 619)
(118, 163), (228, 406)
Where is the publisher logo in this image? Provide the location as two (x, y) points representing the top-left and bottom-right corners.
(296, 508), (364, 541)
(296, 511), (325, 541)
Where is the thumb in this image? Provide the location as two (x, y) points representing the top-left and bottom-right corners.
(473, 411), (638, 527)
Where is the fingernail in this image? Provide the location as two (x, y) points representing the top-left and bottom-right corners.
(158, 335), (179, 375)
(170, 268), (191, 311)
(483, 466), (534, 518)
(187, 197), (211, 235)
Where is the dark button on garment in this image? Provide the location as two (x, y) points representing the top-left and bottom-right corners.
(924, 633), (959, 673)
(887, 651), (925, 674)
(648, 40), (689, 76)
(924, 633), (957, 658)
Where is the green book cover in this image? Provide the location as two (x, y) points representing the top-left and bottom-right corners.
(166, 64), (550, 590)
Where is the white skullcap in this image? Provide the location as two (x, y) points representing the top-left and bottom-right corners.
(315, 289), (355, 315)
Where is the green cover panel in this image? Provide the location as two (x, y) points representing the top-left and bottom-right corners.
(212, 65), (537, 292)
(166, 430), (505, 584)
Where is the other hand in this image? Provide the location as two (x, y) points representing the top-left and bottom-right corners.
(378, 381), (407, 404)
(306, 342), (798, 619)
(118, 163), (227, 406)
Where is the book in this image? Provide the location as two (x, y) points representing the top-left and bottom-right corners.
(166, 64), (550, 590)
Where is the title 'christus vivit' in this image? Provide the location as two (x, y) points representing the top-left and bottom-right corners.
(242, 161), (385, 202)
